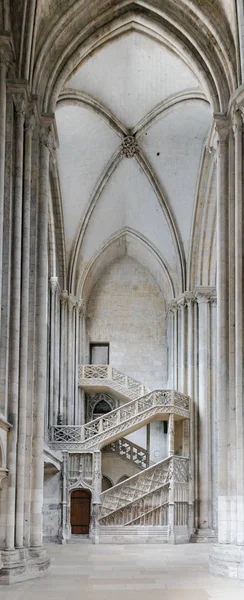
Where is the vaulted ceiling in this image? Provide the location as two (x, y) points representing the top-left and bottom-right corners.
(4, 0), (243, 299)
(56, 28), (211, 297)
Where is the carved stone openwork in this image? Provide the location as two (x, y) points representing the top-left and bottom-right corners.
(68, 453), (93, 489)
(78, 365), (148, 400)
(49, 388), (190, 452)
(103, 437), (149, 469)
(99, 456), (189, 526)
(86, 392), (118, 423)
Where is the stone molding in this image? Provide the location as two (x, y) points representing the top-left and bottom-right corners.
(169, 288), (216, 311)
(195, 286), (216, 304)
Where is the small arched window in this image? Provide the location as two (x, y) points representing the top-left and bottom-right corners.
(93, 400), (111, 416)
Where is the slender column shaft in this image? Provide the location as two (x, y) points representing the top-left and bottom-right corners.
(215, 116), (229, 543)
(6, 97), (25, 550)
(233, 110), (244, 544)
(196, 289), (213, 529)
(0, 54), (7, 337)
(179, 299), (186, 393)
(170, 302), (178, 389)
(49, 277), (58, 426)
(74, 303), (79, 424)
(67, 296), (75, 424)
(210, 297), (218, 532)
(228, 128), (237, 543)
(59, 292), (68, 423)
(186, 294), (194, 533)
(30, 126), (52, 547)
(92, 450), (102, 504)
(168, 413), (175, 456)
(15, 114), (35, 548)
(193, 299), (199, 531)
(54, 288), (60, 424)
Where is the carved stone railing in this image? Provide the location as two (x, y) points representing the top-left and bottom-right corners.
(49, 389), (190, 452)
(103, 437), (149, 469)
(99, 484), (169, 526)
(78, 365), (149, 400)
(99, 456), (189, 526)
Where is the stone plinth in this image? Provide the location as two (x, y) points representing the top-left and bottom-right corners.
(0, 547), (50, 585)
(209, 544), (244, 579)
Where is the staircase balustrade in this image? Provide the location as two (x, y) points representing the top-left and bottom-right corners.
(78, 365), (148, 399)
(100, 456), (189, 516)
(103, 437), (149, 469)
(99, 456), (189, 527)
(49, 389), (189, 452)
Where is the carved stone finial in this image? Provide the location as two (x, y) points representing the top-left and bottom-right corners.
(121, 135), (138, 158)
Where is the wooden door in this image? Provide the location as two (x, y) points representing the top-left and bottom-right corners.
(70, 489), (91, 534)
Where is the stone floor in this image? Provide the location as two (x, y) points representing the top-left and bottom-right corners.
(1, 543), (244, 599)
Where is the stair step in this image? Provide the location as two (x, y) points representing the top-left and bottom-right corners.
(68, 535), (91, 544)
(99, 525), (168, 544)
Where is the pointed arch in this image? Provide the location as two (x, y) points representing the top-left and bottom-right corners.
(32, 2), (235, 114)
(78, 227), (175, 304)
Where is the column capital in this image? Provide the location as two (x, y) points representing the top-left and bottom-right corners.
(13, 93), (27, 118)
(214, 114), (229, 148)
(60, 290), (68, 306)
(25, 110), (36, 133)
(177, 295), (186, 309)
(67, 293), (78, 311)
(194, 286), (216, 304)
(78, 299), (86, 316)
(168, 299), (178, 313)
(0, 40), (13, 68)
(184, 292), (194, 306)
(232, 104), (243, 135)
(39, 125), (56, 155)
(210, 294), (217, 306)
(50, 276), (59, 293)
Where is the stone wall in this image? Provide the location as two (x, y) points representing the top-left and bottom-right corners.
(87, 255), (167, 390)
(43, 470), (61, 542)
(102, 452), (140, 487)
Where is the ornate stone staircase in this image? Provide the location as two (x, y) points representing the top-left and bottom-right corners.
(51, 366), (191, 544)
(99, 455), (190, 543)
(49, 366), (190, 452)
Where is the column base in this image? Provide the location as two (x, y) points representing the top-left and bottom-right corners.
(209, 543), (244, 579)
(190, 528), (217, 543)
(0, 546), (50, 585)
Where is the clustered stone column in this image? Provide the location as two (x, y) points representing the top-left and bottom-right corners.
(168, 287), (217, 540)
(0, 70), (57, 580)
(210, 103), (244, 578)
(56, 293), (86, 426)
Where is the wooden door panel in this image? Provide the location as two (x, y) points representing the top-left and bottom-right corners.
(71, 490), (91, 534)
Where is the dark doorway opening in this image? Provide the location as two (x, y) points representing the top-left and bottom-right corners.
(70, 489), (91, 534)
